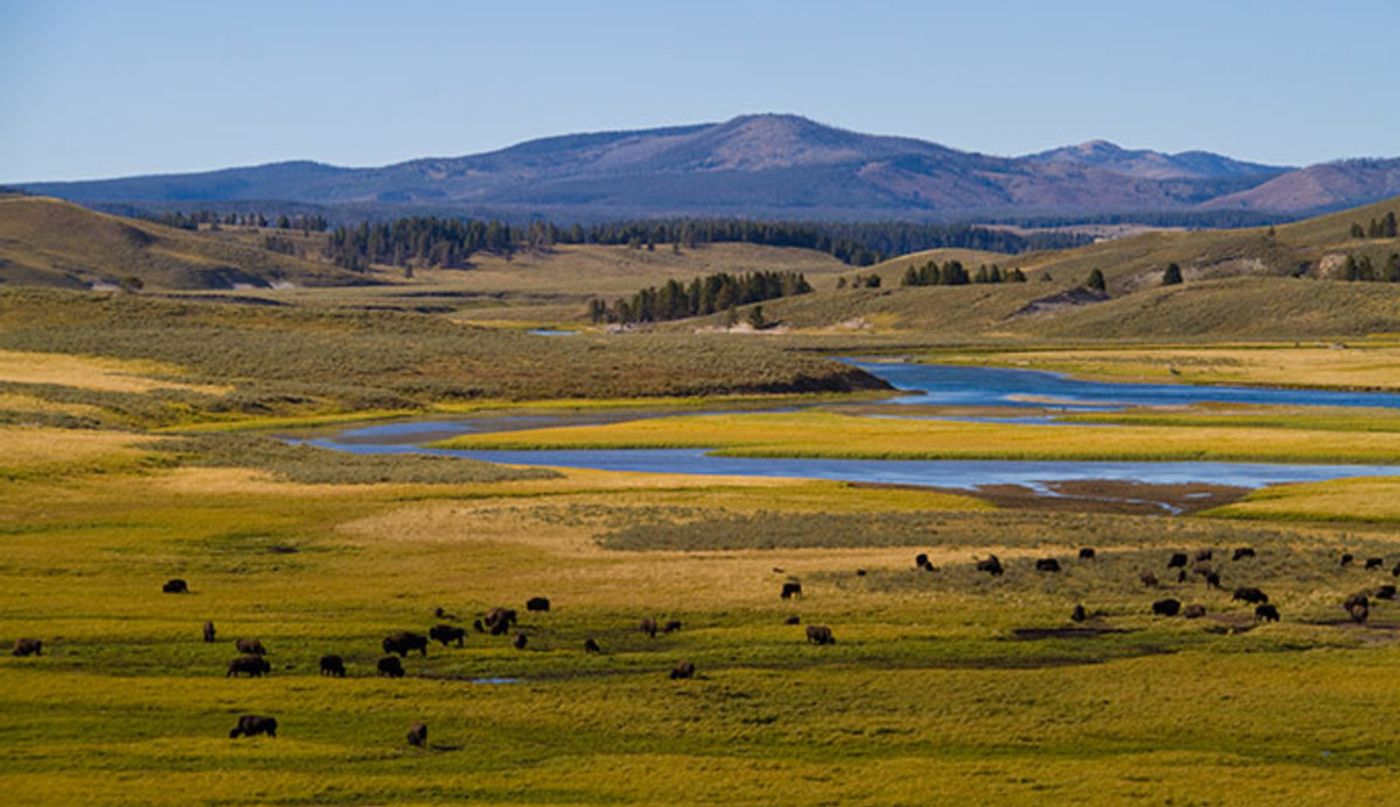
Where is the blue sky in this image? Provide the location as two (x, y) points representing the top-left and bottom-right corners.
(2, 0), (1397, 181)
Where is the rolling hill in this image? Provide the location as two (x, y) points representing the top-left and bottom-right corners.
(29, 114), (1392, 223)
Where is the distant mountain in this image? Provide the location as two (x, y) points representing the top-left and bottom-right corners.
(1199, 158), (1400, 213)
(19, 114), (1390, 222)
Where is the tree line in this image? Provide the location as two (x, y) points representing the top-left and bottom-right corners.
(588, 270), (812, 325)
(1349, 212), (1398, 239)
(899, 259), (1028, 286)
(1340, 253), (1400, 282)
(143, 210), (329, 232)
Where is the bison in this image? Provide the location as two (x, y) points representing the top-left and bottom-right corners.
(1035, 558), (1061, 573)
(433, 607), (458, 621)
(226, 655), (271, 677)
(784, 615), (801, 625)
(583, 638), (602, 654)
(915, 552), (930, 569)
(382, 632), (428, 658)
(1183, 604), (1207, 619)
(780, 582), (803, 599)
(1340, 553), (1355, 567)
(1139, 571), (1159, 588)
(229, 715), (277, 738)
(377, 656), (405, 678)
(429, 624), (466, 647)
(472, 619), (486, 634)
(1232, 587), (1269, 605)
(1344, 592), (1370, 614)
(1204, 571), (1222, 589)
(526, 597), (551, 612)
(1350, 603), (1371, 623)
(319, 654), (346, 677)
(1375, 585), (1397, 600)
(484, 608), (517, 635)
(1078, 547), (1096, 561)
(202, 621), (216, 643)
(12, 638), (42, 657)
(235, 638), (266, 656)
(1152, 598), (1182, 617)
(670, 660), (695, 680)
(1167, 553), (1188, 569)
(1194, 549), (1213, 563)
(162, 578), (188, 594)
(1255, 604), (1280, 622)
(407, 723), (428, 748)
(806, 625), (836, 645)
(513, 632), (528, 650)
(640, 618), (658, 638)
(976, 555), (1004, 576)
(1070, 604), (1087, 623)
(662, 620), (683, 634)
(1232, 547), (1256, 561)
(1366, 557), (1385, 570)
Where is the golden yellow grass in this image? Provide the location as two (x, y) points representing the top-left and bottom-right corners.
(928, 345), (1400, 390)
(0, 425), (147, 470)
(0, 348), (228, 395)
(436, 409), (1400, 463)
(1205, 475), (1400, 523)
(0, 391), (104, 418)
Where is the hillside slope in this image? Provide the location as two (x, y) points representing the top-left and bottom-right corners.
(0, 196), (369, 290)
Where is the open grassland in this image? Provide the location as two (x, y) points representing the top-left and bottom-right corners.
(1204, 476), (1400, 524)
(7, 446), (1400, 805)
(436, 409), (1400, 463)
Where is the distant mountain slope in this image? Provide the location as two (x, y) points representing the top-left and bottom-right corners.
(18, 114), (1389, 221)
(0, 196), (369, 290)
(1200, 158), (1400, 212)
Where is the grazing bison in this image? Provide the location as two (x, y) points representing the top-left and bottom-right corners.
(670, 660), (695, 680)
(1232, 547), (1256, 561)
(12, 638), (42, 657)
(1035, 558), (1061, 573)
(162, 578), (189, 594)
(806, 625), (836, 645)
(319, 654), (346, 677)
(1204, 571), (1222, 589)
(583, 638), (602, 654)
(1232, 587), (1269, 605)
(785, 615), (801, 625)
(433, 607), (458, 621)
(226, 655), (271, 678)
(1079, 547), (1096, 561)
(1183, 604), (1207, 619)
(1340, 553), (1355, 567)
(1070, 604), (1087, 623)
(1152, 598), (1182, 617)
(1366, 557), (1385, 570)
(976, 555), (1004, 577)
(472, 619), (486, 634)
(382, 632), (428, 658)
(1375, 585), (1397, 600)
(1344, 592), (1370, 613)
(407, 723), (428, 748)
(484, 608), (517, 635)
(229, 715), (277, 738)
(640, 618), (658, 638)
(1350, 603), (1371, 623)
(526, 597), (551, 612)
(377, 656), (405, 678)
(1176, 570), (1188, 584)
(1139, 571), (1159, 588)
(429, 624), (466, 647)
(1255, 604), (1280, 622)
(663, 620), (683, 634)
(915, 553), (930, 569)
(1194, 549), (1213, 563)
(1393, 562), (1400, 578)
(1167, 553), (1188, 569)
(235, 638), (266, 656)
(513, 632), (528, 650)
(202, 621), (216, 643)
(780, 582), (803, 599)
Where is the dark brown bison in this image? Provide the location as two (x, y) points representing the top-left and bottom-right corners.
(1194, 549), (1213, 563)
(407, 723), (428, 748)
(513, 632), (528, 650)
(484, 608), (517, 635)
(1079, 547), (1096, 561)
(784, 615), (801, 625)
(1255, 604), (1280, 622)
(377, 656), (405, 678)
(382, 632), (428, 658)
(806, 625), (835, 645)
(429, 624), (466, 647)
(319, 654), (346, 677)
(1183, 604), (1207, 619)
(433, 607), (458, 621)
(1152, 598), (1182, 617)
(855, 569), (867, 577)
(526, 597), (551, 612)
(1340, 553), (1355, 567)
(162, 578), (189, 594)
(1167, 553), (1188, 569)
(1232, 587), (1269, 605)
(1350, 603), (1371, 623)
(1035, 558), (1061, 573)
(1366, 557), (1385, 570)
(1375, 585), (1397, 600)
(472, 619), (486, 634)
(1393, 562), (1400, 578)
(1344, 592), (1370, 613)
(1070, 604), (1087, 622)
(226, 655), (271, 677)
(202, 621), (216, 643)
(1139, 571), (1159, 588)
(915, 553), (930, 569)
(976, 555), (1004, 576)
(780, 582), (803, 599)
(670, 660), (695, 680)
(1204, 571), (1222, 589)
(1176, 570), (1188, 584)
(583, 638), (602, 654)
(235, 638), (266, 656)
(640, 618), (658, 638)
(12, 638), (42, 657)
(229, 715), (277, 738)
(1232, 547), (1256, 561)
(662, 620), (682, 634)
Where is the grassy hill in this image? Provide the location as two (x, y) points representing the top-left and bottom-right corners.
(0, 196), (368, 290)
